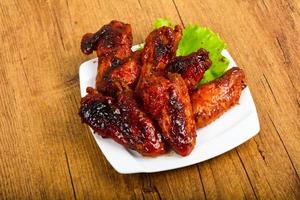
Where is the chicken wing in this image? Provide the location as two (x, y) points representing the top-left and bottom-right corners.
(79, 87), (166, 156)
(136, 25), (196, 156)
(80, 20), (137, 96)
(97, 50), (142, 96)
(191, 67), (246, 128)
(80, 20), (132, 59)
(161, 73), (196, 156)
(135, 25), (182, 116)
(140, 25), (182, 76)
(135, 25), (182, 108)
(136, 74), (196, 156)
(166, 48), (212, 92)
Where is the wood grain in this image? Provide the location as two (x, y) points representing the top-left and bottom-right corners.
(0, 0), (299, 199)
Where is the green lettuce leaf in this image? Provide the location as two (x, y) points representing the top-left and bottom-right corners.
(177, 24), (229, 86)
(153, 18), (173, 29)
(153, 19), (230, 86)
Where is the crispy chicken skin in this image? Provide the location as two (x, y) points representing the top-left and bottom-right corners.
(191, 67), (246, 128)
(80, 20), (132, 59)
(79, 87), (166, 156)
(166, 48), (212, 92)
(96, 50), (142, 96)
(140, 25), (182, 76)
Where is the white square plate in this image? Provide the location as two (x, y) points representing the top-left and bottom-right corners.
(79, 45), (260, 174)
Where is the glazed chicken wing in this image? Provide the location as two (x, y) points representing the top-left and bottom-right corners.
(162, 73), (196, 155)
(166, 48), (212, 92)
(97, 50), (142, 96)
(137, 73), (196, 156)
(140, 25), (182, 76)
(136, 25), (183, 114)
(79, 87), (166, 156)
(136, 25), (183, 97)
(81, 20), (132, 59)
(191, 67), (246, 128)
(136, 26), (196, 156)
(81, 20), (139, 96)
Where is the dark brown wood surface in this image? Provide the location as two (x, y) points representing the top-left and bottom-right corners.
(0, 0), (299, 199)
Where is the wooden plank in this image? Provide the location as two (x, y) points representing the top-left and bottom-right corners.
(173, 0), (300, 199)
(0, 0), (78, 199)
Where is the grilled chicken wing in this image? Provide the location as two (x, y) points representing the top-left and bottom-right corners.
(166, 49), (212, 92)
(140, 25), (182, 76)
(136, 73), (196, 156)
(80, 20), (132, 59)
(162, 73), (196, 155)
(136, 25), (183, 97)
(79, 87), (166, 156)
(96, 50), (142, 96)
(136, 26), (196, 156)
(191, 67), (246, 128)
(135, 25), (182, 107)
(80, 20), (139, 96)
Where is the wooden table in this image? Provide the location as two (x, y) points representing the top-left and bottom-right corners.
(0, 0), (299, 199)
